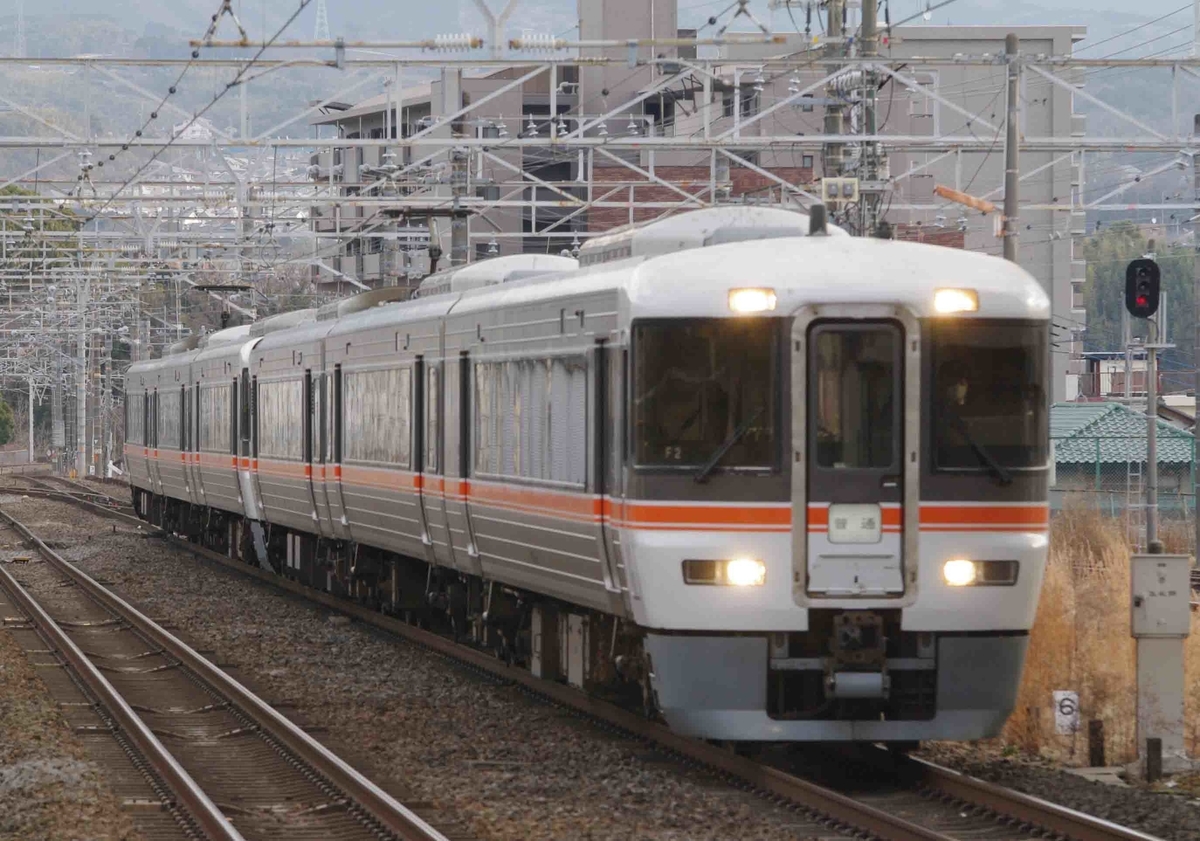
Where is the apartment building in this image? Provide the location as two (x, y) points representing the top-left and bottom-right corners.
(307, 3), (1085, 399)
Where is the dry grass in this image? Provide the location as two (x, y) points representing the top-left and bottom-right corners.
(1002, 508), (1200, 765)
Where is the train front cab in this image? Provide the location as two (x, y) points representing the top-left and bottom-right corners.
(633, 306), (1050, 742)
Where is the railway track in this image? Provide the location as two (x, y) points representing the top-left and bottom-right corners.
(0, 485), (1167, 841)
(0, 505), (459, 841)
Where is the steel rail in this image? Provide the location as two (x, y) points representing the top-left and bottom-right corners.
(9, 486), (1169, 841)
(0, 518), (244, 841)
(901, 755), (1164, 841)
(153, 530), (952, 841)
(0, 506), (450, 841)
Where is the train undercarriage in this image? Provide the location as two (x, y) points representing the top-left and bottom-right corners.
(132, 488), (655, 715)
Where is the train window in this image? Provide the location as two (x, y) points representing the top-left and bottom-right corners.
(458, 354), (469, 479)
(319, 374), (327, 464)
(333, 366), (343, 463)
(343, 367), (412, 466)
(632, 319), (778, 470)
(158, 388), (181, 450)
(426, 365), (439, 473)
(932, 320), (1048, 471)
(240, 371), (252, 457)
(474, 356), (587, 485)
(229, 381), (237, 455)
(199, 385), (233, 453)
(810, 323), (900, 470)
(252, 377), (259, 459)
(414, 358), (425, 472)
(126, 394), (143, 444)
(303, 371), (313, 464)
(258, 378), (304, 460)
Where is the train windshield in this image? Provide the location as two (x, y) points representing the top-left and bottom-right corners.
(931, 320), (1048, 472)
(633, 319), (778, 470)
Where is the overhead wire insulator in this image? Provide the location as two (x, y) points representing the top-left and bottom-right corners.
(431, 34), (480, 51)
(511, 33), (558, 52)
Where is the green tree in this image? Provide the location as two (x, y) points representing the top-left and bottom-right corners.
(0, 399), (15, 446)
(1081, 222), (1194, 384)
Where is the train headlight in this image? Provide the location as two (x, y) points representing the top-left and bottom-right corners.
(942, 559), (978, 586)
(729, 287), (777, 314)
(933, 288), (979, 314)
(682, 558), (766, 586)
(725, 557), (767, 587)
(941, 559), (1019, 586)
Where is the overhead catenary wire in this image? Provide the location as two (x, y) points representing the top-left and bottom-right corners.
(84, 0), (315, 226)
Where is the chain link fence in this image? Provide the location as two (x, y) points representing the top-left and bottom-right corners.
(1051, 433), (1197, 552)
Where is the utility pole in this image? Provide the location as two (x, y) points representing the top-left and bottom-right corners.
(1003, 33), (1020, 263)
(14, 0), (26, 58)
(27, 377), (34, 466)
(450, 148), (469, 266)
(859, 0), (884, 235)
(75, 275), (88, 478)
(1124, 308), (1133, 400)
(1148, 325), (1160, 550)
(1193, 114), (1200, 554)
(822, 0), (845, 181)
(313, 0), (330, 41)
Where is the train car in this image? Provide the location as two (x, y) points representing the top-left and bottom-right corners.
(125, 205), (1050, 744)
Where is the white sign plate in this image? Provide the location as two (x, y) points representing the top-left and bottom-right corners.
(1053, 690), (1080, 735)
(827, 503), (883, 545)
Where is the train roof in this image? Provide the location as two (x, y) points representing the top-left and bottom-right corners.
(126, 209), (1049, 378)
(414, 254), (578, 298)
(321, 292), (462, 341)
(577, 205), (847, 266)
(625, 235), (1050, 320)
(443, 233), (1048, 322)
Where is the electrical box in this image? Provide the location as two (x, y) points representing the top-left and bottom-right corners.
(530, 605), (559, 681)
(1131, 554), (1193, 638)
(559, 614), (588, 689)
(821, 177), (859, 206)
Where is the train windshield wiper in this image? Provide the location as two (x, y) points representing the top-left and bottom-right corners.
(694, 408), (764, 484)
(944, 406), (1012, 486)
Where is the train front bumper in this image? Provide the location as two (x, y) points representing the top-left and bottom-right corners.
(644, 631), (1028, 741)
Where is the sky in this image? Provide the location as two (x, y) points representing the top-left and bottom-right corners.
(10, 0), (1196, 50)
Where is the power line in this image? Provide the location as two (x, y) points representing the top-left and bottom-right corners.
(85, 0), (314, 225)
(82, 0), (245, 199)
(1072, 3), (1192, 54)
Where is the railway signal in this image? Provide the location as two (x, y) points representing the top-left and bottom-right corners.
(1125, 258), (1160, 319)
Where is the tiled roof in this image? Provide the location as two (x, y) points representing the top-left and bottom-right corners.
(1051, 402), (1194, 465)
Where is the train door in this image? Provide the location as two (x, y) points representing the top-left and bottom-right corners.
(799, 318), (908, 598)
(327, 364), (352, 540)
(421, 359), (453, 566)
(127, 388), (147, 490)
(312, 366), (334, 536)
(181, 384), (195, 503)
(455, 351), (483, 577)
(147, 388), (163, 493)
(302, 369), (325, 534)
(237, 369), (258, 520)
(594, 341), (624, 609)
(413, 356), (436, 564)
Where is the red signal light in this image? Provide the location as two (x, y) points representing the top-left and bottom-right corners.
(1136, 295), (1149, 307)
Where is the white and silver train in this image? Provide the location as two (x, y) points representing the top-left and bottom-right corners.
(124, 206), (1050, 744)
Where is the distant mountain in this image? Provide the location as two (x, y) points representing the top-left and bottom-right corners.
(0, 0), (1190, 58)
(0, 0), (578, 49)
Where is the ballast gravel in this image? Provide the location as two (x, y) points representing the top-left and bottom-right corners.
(922, 743), (1200, 841)
(0, 539), (143, 841)
(10, 490), (1200, 841)
(0, 495), (823, 841)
